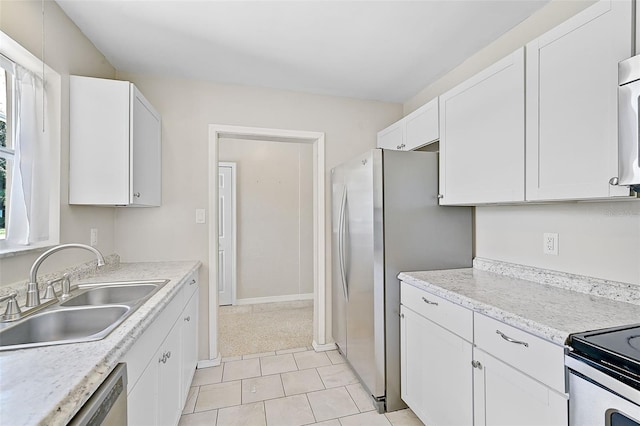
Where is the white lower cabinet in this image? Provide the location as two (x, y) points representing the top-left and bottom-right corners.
(180, 290), (199, 406)
(122, 272), (200, 425)
(400, 282), (568, 426)
(400, 305), (473, 426)
(157, 320), (183, 426)
(473, 348), (568, 426)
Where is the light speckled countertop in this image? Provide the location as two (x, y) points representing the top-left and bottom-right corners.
(0, 261), (201, 426)
(399, 260), (640, 346)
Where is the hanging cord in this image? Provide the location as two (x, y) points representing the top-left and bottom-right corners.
(41, 0), (45, 132)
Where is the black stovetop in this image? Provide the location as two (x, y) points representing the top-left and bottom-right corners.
(569, 323), (640, 386)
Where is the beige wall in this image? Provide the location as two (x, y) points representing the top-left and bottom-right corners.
(219, 138), (313, 300)
(403, 0), (640, 285)
(113, 71), (402, 357)
(0, 0), (116, 286)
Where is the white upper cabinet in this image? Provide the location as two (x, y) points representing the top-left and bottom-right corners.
(377, 120), (404, 150)
(439, 48), (525, 205)
(377, 97), (438, 151)
(525, 0), (633, 201)
(70, 76), (162, 206)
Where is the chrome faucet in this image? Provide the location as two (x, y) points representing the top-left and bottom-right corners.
(26, 243), (106, 307)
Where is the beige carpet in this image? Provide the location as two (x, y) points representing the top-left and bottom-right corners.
(218, 300), (313, 357)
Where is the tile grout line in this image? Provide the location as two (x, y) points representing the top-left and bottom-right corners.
(303, 391), (318, 425)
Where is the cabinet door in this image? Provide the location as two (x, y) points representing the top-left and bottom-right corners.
(181, 290), (199, 406)
(439, 48), (525, 205)
(526, 0), (632, 200)
(127, 358), (158, 425)
(405, 98), (438, 150)
(377, 121), (405, 150)
(400, 306), (473, 426)
(69, 76), (130, 205)
(130, 85), (162, 206)
(157, 320), (183, 426)
(473, 349), (568, 426)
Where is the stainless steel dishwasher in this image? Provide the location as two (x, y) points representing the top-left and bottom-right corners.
(69, 363), (127, 426)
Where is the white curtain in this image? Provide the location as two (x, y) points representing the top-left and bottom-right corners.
(6, 64), (50, 245)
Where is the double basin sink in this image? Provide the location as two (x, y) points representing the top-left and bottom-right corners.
(0, 279), (169, 351)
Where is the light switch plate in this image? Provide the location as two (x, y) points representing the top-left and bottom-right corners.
(195, 209), (206, 224)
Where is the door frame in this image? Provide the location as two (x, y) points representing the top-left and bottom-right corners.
(218, 161), (237, 306)
(206, 124), (327, 364)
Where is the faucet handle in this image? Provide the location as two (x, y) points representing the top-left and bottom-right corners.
(43, 273), (72, 300)
(0, 292), (22, 321)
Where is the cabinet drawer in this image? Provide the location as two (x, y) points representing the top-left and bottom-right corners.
(474, 313), (565, 393)
(401, 282), (472, 342)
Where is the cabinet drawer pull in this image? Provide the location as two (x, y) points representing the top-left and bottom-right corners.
(133, 192), (141, 198)
(159, 353), (167, 364)
(184, 316), (191, 322)
(421, 296), (438, 306)
(471, 360), (483, 370)
(166, 351), (171, 359)
(496, 330), (529, 347)
(190, 279), (196, 285)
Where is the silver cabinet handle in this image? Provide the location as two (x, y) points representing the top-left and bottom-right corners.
(496, 330), (529, 347)
(437, 194), (444, 199)
(190, 279), (196, 285)
(158, 350), (172, 364)
(421, 296), (438, 306)
(471, 360), (483, 370)
(133, 192), (141, 198)
(184, 316), (191, 322)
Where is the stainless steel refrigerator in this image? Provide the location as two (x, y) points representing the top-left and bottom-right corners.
(331, 149), (472, 412)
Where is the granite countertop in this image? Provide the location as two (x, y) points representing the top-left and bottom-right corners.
(398, 261), (640, 346)
(0, 261), (201, 426)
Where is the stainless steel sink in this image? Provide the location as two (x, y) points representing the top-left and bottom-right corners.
(60, 283), (160, 307)
(0, 279), (169, 351)
(0, 306), (129, 349)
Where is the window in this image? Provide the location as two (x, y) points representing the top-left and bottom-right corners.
(0, 57), (15, 241)
(0, 31), (60, 256)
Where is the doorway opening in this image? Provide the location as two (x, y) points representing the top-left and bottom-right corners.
(216, 138), (313, 357)
(207, 125), (327, 365)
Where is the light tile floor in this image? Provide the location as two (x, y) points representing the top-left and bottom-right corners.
(180, 347), (424, 426)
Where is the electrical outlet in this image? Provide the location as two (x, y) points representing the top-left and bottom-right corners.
(543, 232), (558, 255)
(90, 228), (98, 247)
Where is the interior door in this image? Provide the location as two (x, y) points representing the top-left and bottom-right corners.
(218, 164), (234, 306)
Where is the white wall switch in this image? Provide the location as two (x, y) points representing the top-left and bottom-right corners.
(543, 232), (558, 255)
(90, 228), (98, 247)
(195, 209), (206, 224)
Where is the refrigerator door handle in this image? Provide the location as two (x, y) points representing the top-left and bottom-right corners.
(338, 186), (348, 300)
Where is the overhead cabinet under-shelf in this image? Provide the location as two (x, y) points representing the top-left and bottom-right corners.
(69, 76), (162, 207)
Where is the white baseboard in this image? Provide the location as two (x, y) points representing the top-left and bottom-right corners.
(235, 293), (314, 305)
(197, 354), (222, 368)
(312, 341), (337, 352)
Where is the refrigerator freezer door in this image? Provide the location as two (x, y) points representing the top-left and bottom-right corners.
(331, 168), (347, 356)
(343, 149), (386, 401)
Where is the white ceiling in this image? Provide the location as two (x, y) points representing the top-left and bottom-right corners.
(56, 0), (549, 103)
